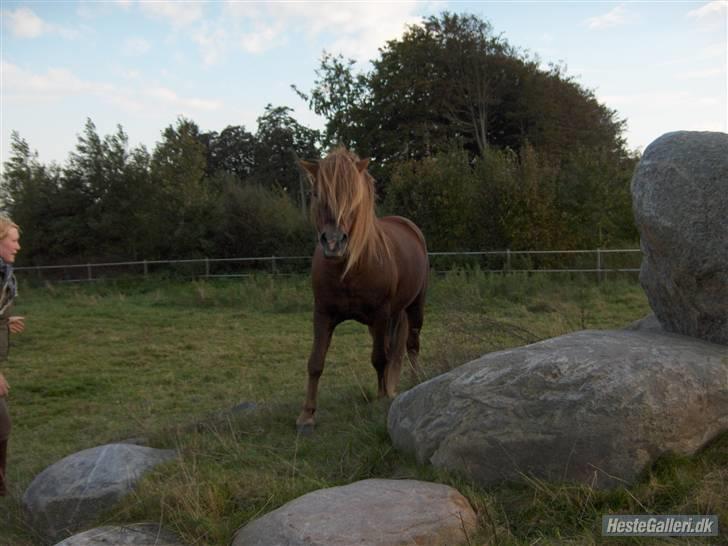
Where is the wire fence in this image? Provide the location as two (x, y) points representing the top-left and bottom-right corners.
(14, 249), (642, 284)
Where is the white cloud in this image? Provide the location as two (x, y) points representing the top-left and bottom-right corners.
(119, 68), (142, 80)
(219, 2), (426, 62)
(222, 2), (264, 19)
(599, 91), (720, 110)
(139, 0), (204, 28)
(683, 117), (726, 132)
(2, 7), (79, 39)
(286, 3), (423, 60)
(2, 7), (46, 37)
(654, 42), (726, 67)
(702, 42), (727, 59)
(122, 36), (151, 56)
(677, 67), (725, 79)
(687, 1), (728, 19)
(1, 60), (222, 115)
(192, 24), (228, 65)
(145, 87), (222, 112)
(1, 60), (113, 98)
(124, 1), (427, 65)
(240, 23), (283, 54)
(585, 5), (634, 30)
(687, 0), (727, 31)
(598, 90), (726, 149)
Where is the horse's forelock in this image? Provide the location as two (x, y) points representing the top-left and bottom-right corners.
(315, 148), (371, 225)
(313, 147), (386, 275)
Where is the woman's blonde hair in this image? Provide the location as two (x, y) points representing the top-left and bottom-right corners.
(0, 215), (19, 240)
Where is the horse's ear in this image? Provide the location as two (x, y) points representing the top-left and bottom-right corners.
(355, 158), (370, 173)
(299, 160), (319, 181)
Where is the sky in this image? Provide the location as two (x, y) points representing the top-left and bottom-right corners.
(1, 0), (726, 169)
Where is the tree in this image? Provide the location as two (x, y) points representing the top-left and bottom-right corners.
(297, 12), (629, 189)
(254, 105), (320, 214)
(49, 119), (108, 259)
(1, 131), (41, 211)
(52, 120), (159, 260)
(500, 62), (627, 163)
(118, 144), (156, 259)
(1, 132), (61, 263)
(293, 52), (369, 150)
(373, 14), (513, 158)
(151, 117), (212, 257)
(201, 125), (257, 181)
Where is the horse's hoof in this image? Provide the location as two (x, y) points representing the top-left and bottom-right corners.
(296, 423), (315, 436)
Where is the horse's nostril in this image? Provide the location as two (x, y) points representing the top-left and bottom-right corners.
(320, 232), (327, 245)
(341, 233), (348, 243)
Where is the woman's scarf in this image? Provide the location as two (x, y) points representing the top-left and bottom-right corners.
(0, 258), (16, 315)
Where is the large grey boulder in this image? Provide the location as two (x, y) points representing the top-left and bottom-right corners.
(24, 443), (177, 542)
(54, 523), (185, 545)
(631, 131), (728, 345)
(232, 479), (477, 546)
(388, 326), (728, 489)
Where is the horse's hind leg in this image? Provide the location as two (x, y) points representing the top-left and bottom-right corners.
(384, 311), (409, 398)
(297, 312), (335, 432)
(370, 312), (408, 399)
(369, 321), (389, 398)
(405, 287), (426, 381)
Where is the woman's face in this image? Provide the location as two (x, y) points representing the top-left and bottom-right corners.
(0, 227), (21, 264)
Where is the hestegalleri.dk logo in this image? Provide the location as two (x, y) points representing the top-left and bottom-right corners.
(602, 515), (719, 537)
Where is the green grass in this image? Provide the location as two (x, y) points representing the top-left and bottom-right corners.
(1, 272), (725, 545)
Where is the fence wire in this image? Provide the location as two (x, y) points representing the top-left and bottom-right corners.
(14, 249), (642, 283)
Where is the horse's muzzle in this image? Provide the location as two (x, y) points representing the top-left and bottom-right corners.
(319, 229), (348, 258)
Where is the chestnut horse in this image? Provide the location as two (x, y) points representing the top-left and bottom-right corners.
(297, 147), (428, 431)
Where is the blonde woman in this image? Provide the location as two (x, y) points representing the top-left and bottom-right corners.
(0, 215), (24, 496)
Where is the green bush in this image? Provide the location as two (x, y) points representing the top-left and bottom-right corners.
(384, 145), (477, 251)
(213, 180), (314, 259)
(384, 144), (637, 253)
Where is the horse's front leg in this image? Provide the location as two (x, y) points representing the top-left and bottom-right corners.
(296, 311), (334, 433)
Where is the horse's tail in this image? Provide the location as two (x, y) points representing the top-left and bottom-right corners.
(384, 310), (409, 397)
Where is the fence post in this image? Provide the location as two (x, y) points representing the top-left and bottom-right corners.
(87, 264), (93, 281)
(143, 260), (148, 278)
(205, 257), (210, 278)
(506, 249), (511, 273)
(596, 248), (602, 282)
(271, 256), (277, 275)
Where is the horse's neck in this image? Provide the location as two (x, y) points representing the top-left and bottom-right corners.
(363, 217), (391, 263)
(348, 218), (395, 278)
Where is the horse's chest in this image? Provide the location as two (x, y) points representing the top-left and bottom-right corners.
(320, 283), (389, 324)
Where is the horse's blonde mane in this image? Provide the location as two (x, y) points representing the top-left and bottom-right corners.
(311, 147), (390, 276)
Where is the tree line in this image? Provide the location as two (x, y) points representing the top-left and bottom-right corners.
(1, 13), (638, 267)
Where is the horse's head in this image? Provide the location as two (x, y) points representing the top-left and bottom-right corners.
(300, 147), (373, 264)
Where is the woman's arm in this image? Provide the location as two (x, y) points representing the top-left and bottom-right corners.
(0, 373), (8, 397)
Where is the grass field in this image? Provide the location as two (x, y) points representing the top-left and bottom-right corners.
(0, 272), (725, 545)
